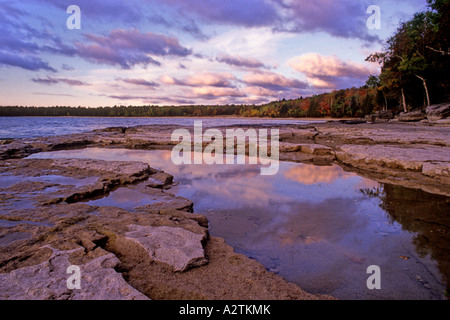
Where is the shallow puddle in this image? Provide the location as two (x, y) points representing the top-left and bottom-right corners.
(0, 173), (99, 190)
(0, 173), (100, 215)
(85, 187), (159, 212)
(27, 148), (450, 299)
(0, 174), (25, 189)
(30, 175), (99, 188)
(0, 219), (53, 228)
(0, 195), (36, 213)
(0, 232), (32, 247)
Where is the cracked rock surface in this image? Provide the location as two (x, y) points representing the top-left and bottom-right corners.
(1, 120), (448, 300)
(125, 224), (207, 272)
(0, 246), (149, 300)
(0, 155), (330, 300)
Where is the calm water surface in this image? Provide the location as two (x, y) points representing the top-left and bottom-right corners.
(0, 117), (324, 139)
(28, 148), (450, 300)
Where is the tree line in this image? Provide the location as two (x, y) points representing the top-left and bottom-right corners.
(0, 87), (381, 118)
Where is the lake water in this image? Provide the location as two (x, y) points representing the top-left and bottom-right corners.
(28, 148), (450, 300)
(0, 117), (324, 139)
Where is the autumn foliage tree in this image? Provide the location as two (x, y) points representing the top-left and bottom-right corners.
(366, 0), (449, 111)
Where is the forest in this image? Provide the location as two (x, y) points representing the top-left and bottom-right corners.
(0, 0), (448, 119)
(0, 89), (380, 118)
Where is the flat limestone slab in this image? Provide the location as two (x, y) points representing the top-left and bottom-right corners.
(336, 144), (450, 174)
(0, 247), (149, 300)
(280, 142), (334, 156)
(315, 124), (450, 147)
(125, 225), (207, 272)
(299, 144), (335, 156)
(50, 158), (151, 176)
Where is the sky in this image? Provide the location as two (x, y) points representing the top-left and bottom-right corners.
(0, 0), (428, 107)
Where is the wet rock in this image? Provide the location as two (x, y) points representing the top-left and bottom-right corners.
(48, 139), (93, 151)
(0, 143), (41, 160)
(279, 143), (335, 164)
(50, 158), (152, 178)
(125, 224), (207, 272)
(291, 128), (318, 140)
(335, 144), (450, 195)
(366, 111), (393, 123)
(0, 232), (32, 247)
(157, 210), (209, 229)
(279, 142), (302, 153)
(426, 103), (450, 122)
(375, 110), (394, 120)
(146, 172), (174, 189)
(93, 127), (127, 134)
(399, 111), (427, 122)
(299, 144), (335, 156)
(313, 122), (450, 147)
(0, 158), (156, 206)
(364, 110), (394, 123)
(338, 119), (367, 125)
(365, 114), (376, 123)
(434, 118), (450, 125)
(422, 162), (450, 178)
(0, 246), (149, 300)
(0, 140), (13, 146)
(336, 144), (449, 172)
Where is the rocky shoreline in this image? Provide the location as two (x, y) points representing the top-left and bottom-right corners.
(0, 119), (449, 300)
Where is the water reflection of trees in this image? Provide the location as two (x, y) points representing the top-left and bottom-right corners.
(361, 184), (450, 296)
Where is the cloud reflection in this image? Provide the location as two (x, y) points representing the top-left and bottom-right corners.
(284, 164), (354, 185)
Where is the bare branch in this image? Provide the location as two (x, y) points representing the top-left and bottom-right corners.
(426, 46), (450, 55)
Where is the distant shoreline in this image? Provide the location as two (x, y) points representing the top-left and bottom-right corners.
(0, 116), (334, 140)
(0, 115), (344, 121)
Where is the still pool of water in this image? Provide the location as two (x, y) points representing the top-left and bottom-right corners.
(28, 148), (450, 299)
(85, 187), (160, 212)
(0, 173), (99, 189)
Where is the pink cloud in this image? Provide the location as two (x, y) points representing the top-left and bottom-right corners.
(189, 86), (245, 99)
(289, 53), (372, 78)
(159, 75), (179, 85)
(244, 86), (278, 97)
(289, 53), (377, 89)
(242, 70), (308, 91)
(184, 72), (236, 87)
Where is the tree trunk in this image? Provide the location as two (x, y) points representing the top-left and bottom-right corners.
(383, 92), (388, 111)
(401, 87), (407, 113)
(415, 75), (430, 107)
